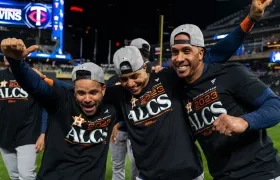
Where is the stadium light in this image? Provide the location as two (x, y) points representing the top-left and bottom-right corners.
(70, 6), (84, 13)
(115, 41), (120, 47)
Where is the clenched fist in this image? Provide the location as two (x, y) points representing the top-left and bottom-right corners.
(212, 114), (249, 136)
(1, 38), (38, 60)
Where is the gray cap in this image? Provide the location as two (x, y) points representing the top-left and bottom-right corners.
(130, 38), (151, 51)
(113, 46), (144, 75)
(72, 62), (105, 84)
(170, 24), (204, 47)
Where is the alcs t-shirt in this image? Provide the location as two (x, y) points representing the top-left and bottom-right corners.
(106, 69), (203, 179)
(183, 63), (280, 180)
(37, 86), (117, 180)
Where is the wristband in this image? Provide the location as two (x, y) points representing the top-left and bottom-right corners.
(44, 77), (54, 86)
(240, 16), (255, 33)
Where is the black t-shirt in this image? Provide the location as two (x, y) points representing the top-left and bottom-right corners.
(106, 74), (127, 132)
(106, 61), (158, 132)
(183, 63), (280, 180)
(145, 60), (158, 73)
(0, 68), (41, 148)
(106, 74), (120, 87)
(106, 68), (203, 180)
(37, 86), (117, 180)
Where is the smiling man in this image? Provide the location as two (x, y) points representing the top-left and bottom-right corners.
(109, 46), (204, 180)
(170, 23), (280, 180)
(170, 25), (205, 81)
(0, 38), (119, 180)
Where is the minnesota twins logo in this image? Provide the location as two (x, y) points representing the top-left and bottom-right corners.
(23, 3), (52, 29)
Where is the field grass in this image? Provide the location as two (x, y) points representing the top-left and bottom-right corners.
(0, 125), (279, 180)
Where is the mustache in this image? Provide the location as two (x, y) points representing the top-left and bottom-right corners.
(173, 62), (189, 67)
(81, 103), (97, 107)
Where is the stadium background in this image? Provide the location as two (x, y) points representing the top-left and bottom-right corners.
(0, 0), (280, 179)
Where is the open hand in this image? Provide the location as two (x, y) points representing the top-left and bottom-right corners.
(249, 0), (273, 21)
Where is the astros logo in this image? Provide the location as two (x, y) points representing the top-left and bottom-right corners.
(72, 114), (86, 127)
(185, 101), (193, 114)
(0, 80), (8, 88)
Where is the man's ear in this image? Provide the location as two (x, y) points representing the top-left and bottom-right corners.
(101, 84), (106, 96)
(199, 47), (205, 61)
(143, 63), (147, 71)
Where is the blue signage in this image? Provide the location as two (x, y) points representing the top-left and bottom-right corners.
(0, 0), (71, 60)
(0, 2), (52, 29)
(52, 0), (64, 54)
(270, 52), (280, 63)
(27, 52), (71, 60)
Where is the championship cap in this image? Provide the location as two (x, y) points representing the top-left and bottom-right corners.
(170, 24), (205, 47)
(72, 62), (105, 84)
(113, 46), (144, 75)
(130, 38), (151, 51)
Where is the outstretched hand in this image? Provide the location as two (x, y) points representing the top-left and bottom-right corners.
(1, 38), (38, 60)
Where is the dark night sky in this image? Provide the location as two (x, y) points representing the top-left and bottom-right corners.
(65, 0), (253, 63)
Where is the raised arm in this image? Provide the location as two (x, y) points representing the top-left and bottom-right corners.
(204, 0), (272, 64)
(32, 68), (74, 90)
(1, 38), (63, 110)
(44, 77), (73, 89)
